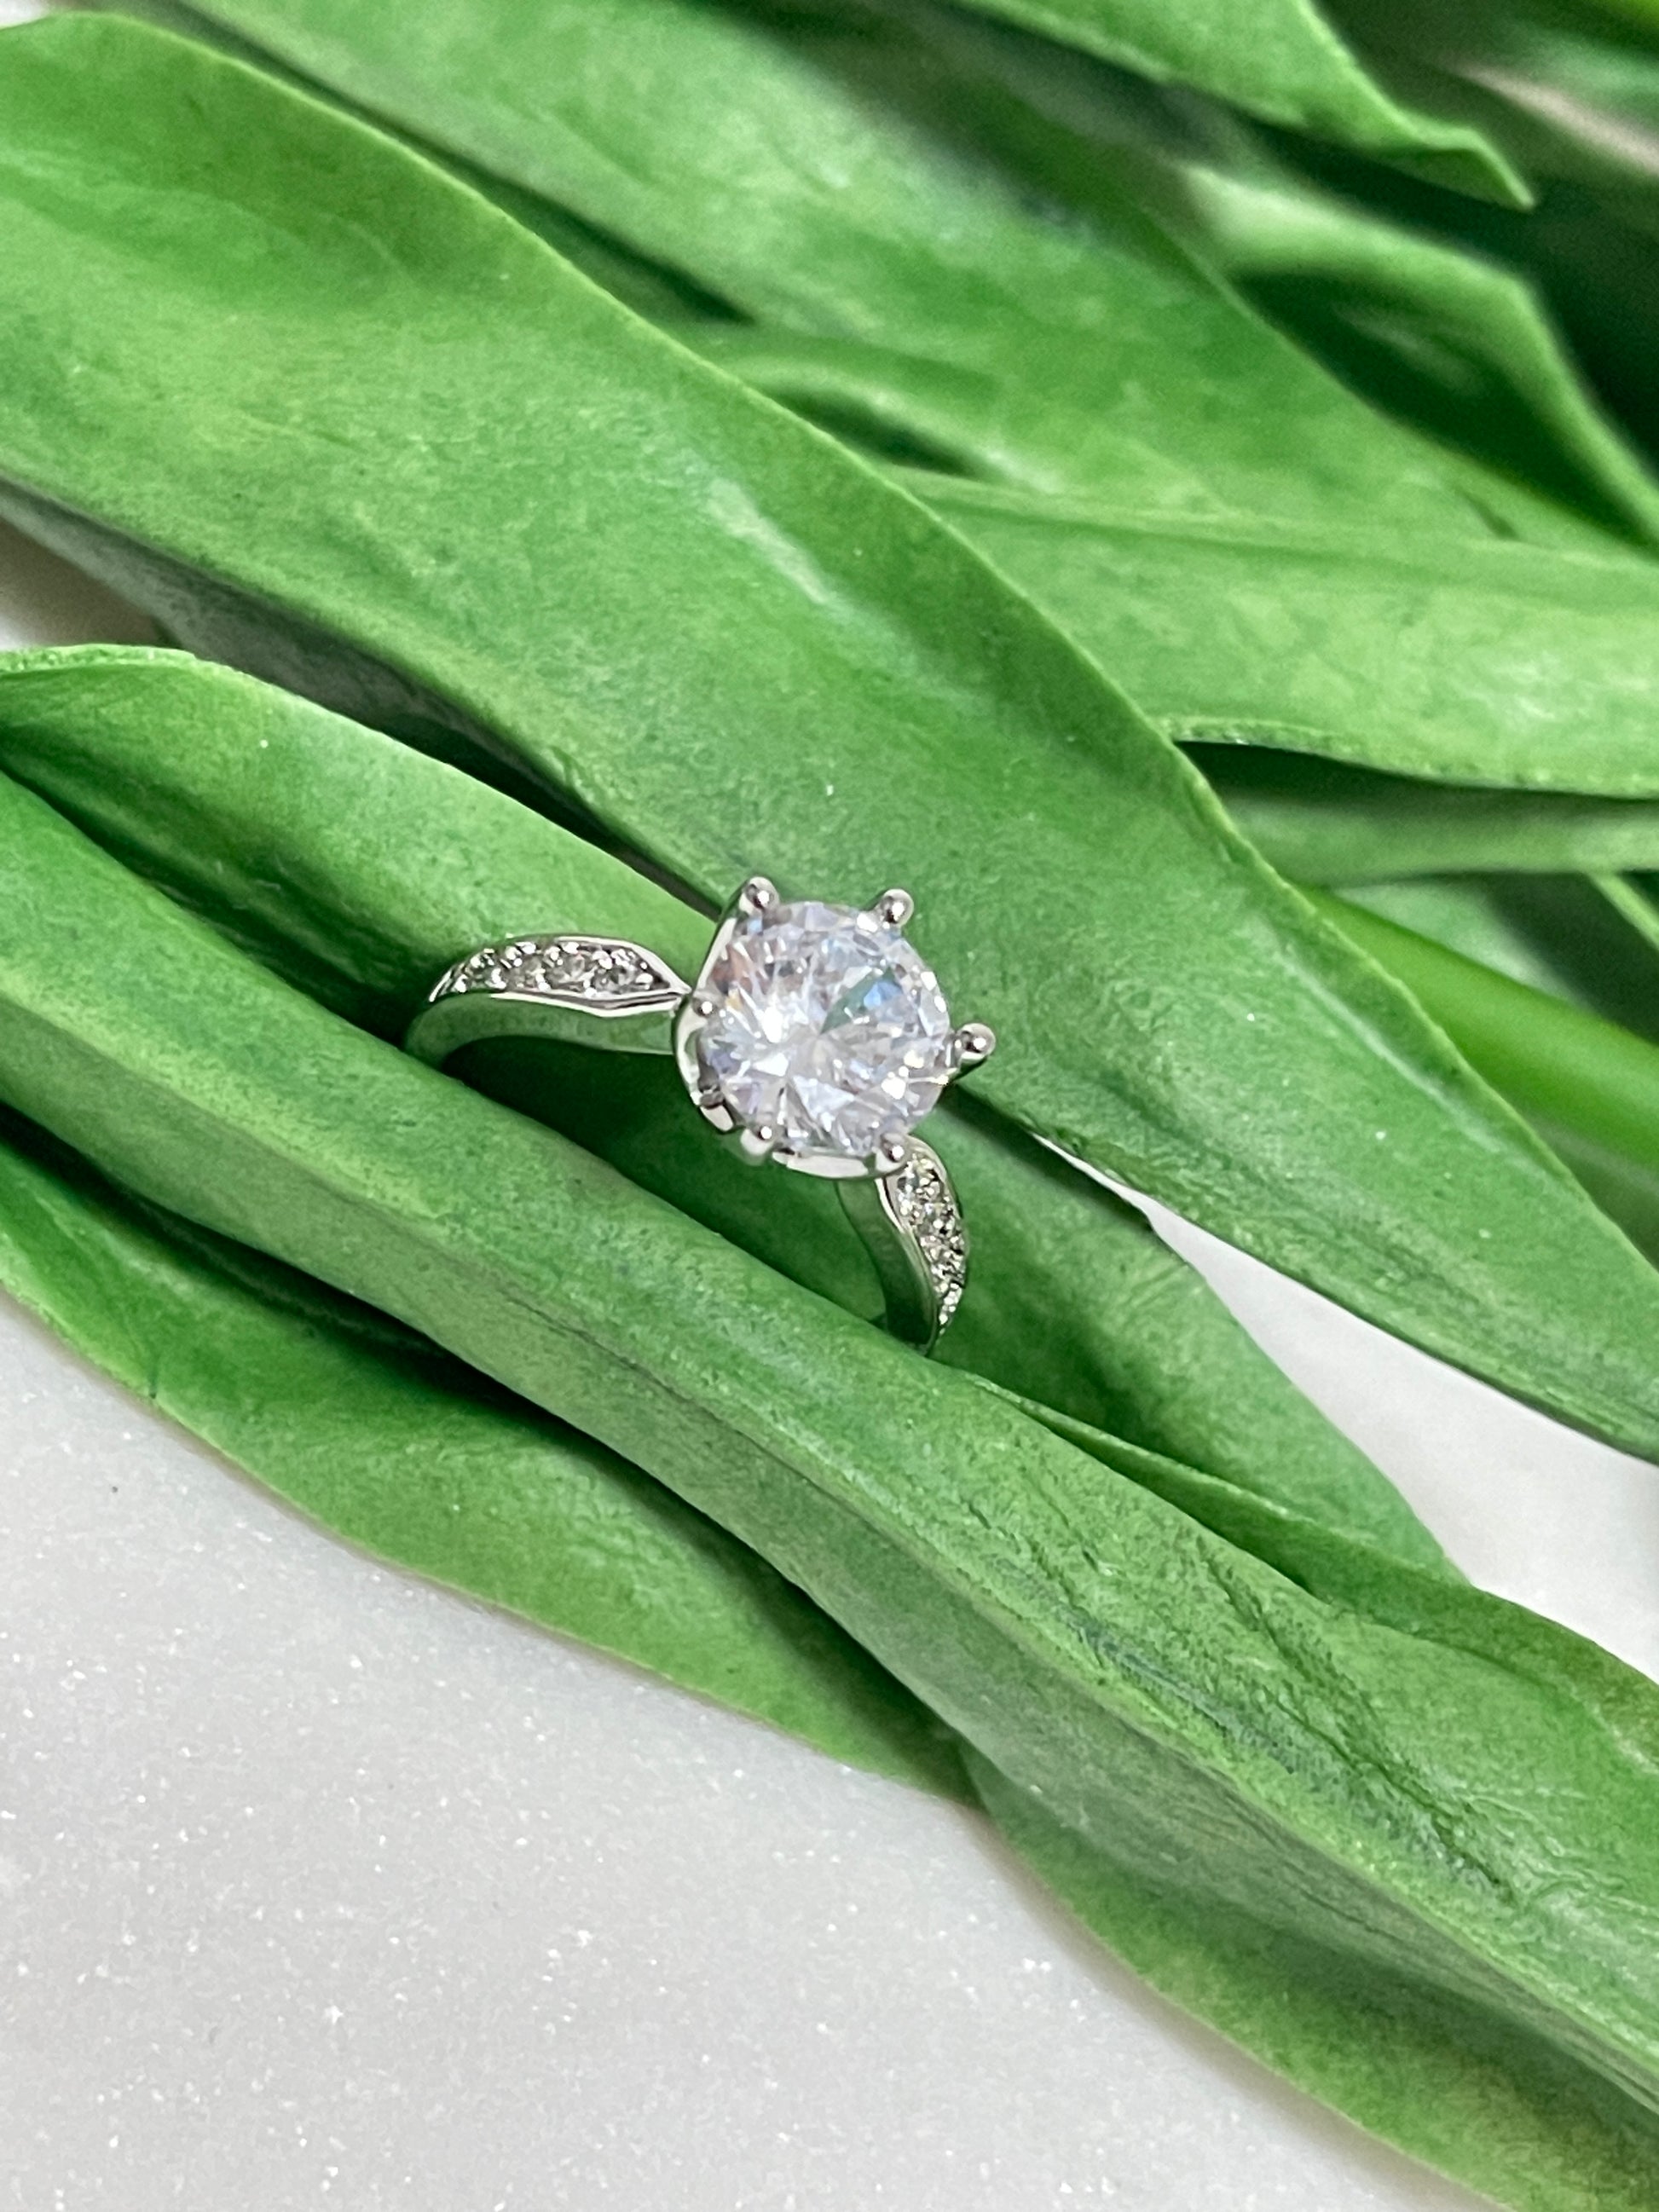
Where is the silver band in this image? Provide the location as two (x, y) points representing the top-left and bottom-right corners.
(405, 929), (970, 1348)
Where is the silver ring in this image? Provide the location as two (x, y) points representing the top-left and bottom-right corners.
(404, 876), (996, 1351)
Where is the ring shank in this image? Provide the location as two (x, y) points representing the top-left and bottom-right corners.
(408, 985), (679, 1061)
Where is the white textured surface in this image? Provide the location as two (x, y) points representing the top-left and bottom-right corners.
(0, 1299), (1489, 2212)
(0, 502), (1651, 2209)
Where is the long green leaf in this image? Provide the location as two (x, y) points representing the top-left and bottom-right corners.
(905, 20), (1659, 545)
(1197, 752), (1659, 882)
(910, 0), (1526, 200)
(0, 642), (1436, 1559)
(0, 1100), (963, 1793)
(1344, 877), (1651, 993)
(104, 0), (1523, 530)
(1321, 875), (1659, 1262)
(1310, 881), (1659, 1269)
(3, 17), (1659, 1464)
(1172, 158), (1659, 545)
(11, 763), (1659, 2208)
(790, 1), (1659, 540)
(910, 477), (1659, 792)
(139, 0), (1659, 549)
(1336, 0), (1659, 199)
(977, 1757), (1659, 2212)
(1254, 5), (1659, 470)
(1315, 886), (1659, 1195)
(314, 0), (1657, 719)
(159, 0), (1529, 206)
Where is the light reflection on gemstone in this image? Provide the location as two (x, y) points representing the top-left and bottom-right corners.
(696, 899), (953, 1158)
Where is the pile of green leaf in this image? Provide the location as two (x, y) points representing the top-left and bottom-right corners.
(4, 4), (1659, 2202)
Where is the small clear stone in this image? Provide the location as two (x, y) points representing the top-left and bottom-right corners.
(696, 899), (953, 1158)
(887, 1150), (968, 1319)
(444, 936), (674, 1003)
(515, 943), (552, 980)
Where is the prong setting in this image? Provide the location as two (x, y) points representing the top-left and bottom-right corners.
(739, 1121), (777, 1163)
(737, 875), (778, 918)
(951, 1021), (997, 1072)
(874, 887), (914, 928)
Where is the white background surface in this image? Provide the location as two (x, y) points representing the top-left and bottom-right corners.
(0, 354), (1655, 2212)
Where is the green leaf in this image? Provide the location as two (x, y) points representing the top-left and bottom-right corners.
(978, 1758), (1659, 2212)
(1343, 876), (1642, 990)
(1315, 882), (1659, 1216)
(1319, 877), (1659, 1264)
(1564, 0), (1659, 44)
(1245, 7), (1659, 470)
(1174, 159), (1659, 546)
(915, 0), (1528, 202)
(8, 752), (1659, 2210)
(170, 0), (1527, 205)
(1529, 1123), (1659, 1278)
(1197, 753), (1659, 882)
(3, 16), (1659, 1466)
(833, 14), (1659, 535)
(976, 1383), (1659, 2205)
(0, 642), (1437, 1563)
(882, 14), (1659, 537)
(102, 0), (1523, 529)
(1335, 0), (1659, 199)
(1336, 874), (1659, 1057)
(911, 477), (1659, 792)
(0, 1099), (965, 1793)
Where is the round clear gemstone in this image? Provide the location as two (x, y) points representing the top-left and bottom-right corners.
(696, 899), (953, 1158)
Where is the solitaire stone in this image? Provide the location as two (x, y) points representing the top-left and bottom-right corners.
(695, 899), (953, 1158)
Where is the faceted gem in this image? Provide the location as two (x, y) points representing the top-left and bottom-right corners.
(695, 899), (953, 1158)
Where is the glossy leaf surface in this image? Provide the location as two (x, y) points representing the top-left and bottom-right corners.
(149, 0), (1659, 552)
(1335, 0), (1659, 199)
(3, 19), (1658, 1464)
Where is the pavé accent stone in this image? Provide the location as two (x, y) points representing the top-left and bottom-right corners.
(431, 935), (684, 1007)
(885, 1147), (968, 1324)
(695, 900), (953, 1158)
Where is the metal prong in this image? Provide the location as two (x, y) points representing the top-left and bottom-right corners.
(739, 1121), (778, 1163)
(693, 991), (719, 1019)
(952, 1021), (997, 1071)
(874, 1135), (909, 1175)
(875, 887), (914, 928)
(737, 875), (778, 918)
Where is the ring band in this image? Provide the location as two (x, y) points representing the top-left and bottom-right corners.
(404, 879), (994, 1350)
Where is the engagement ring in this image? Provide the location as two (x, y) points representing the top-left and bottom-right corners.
(405, 878), (995, 1350)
